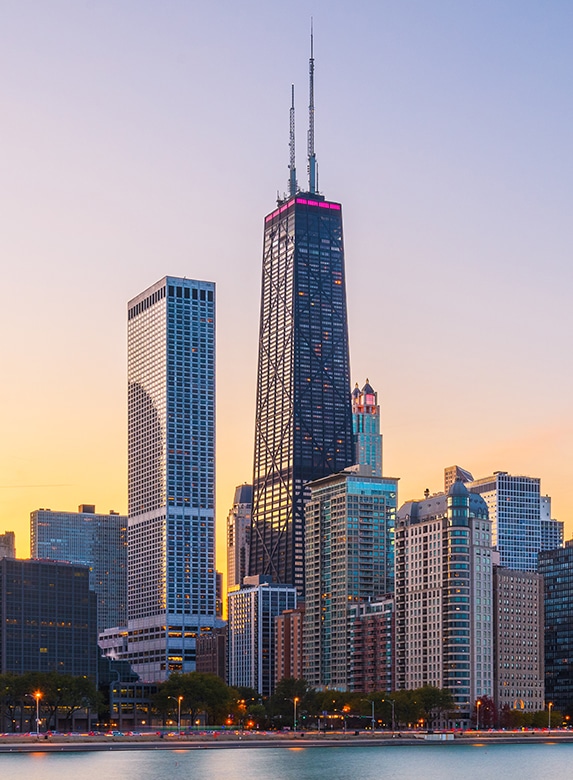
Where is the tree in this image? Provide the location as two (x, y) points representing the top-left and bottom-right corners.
(416, 686), (454, 727)
(473, 695), (496, 728)
(154, 673), (232, 727)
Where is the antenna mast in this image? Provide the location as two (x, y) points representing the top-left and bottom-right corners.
(307, 20), (317, 194)
(289, 84), (297, 197)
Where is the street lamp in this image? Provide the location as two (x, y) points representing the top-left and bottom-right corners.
(381, 698), (395, 733)
(362, 699), (375, 731)
(476, 700), (482, 731)
(293, 697), (299, 731)
(27, 691), (42, 736)
(168, 695), (183, 735)
(548, 702), (553, 730)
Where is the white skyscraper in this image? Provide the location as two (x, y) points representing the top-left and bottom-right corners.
(126, 276), (218, 681)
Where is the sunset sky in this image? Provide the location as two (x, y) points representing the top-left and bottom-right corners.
(1, 1), (572, 578)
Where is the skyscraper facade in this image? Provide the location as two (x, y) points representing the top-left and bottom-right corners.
(466, 471), (561, 571)
(395, 481), (493, 724)
(250, 44), (354, 594)
(304, 465), (398, 690)
(126, 276), (218, 681)
(227, 575), (297, 696)
(539, 541), (573, 714)
(31, 504), (127, 633)
(493, 566), (544, 713)
(352, 380), (382, 477)
(227, 483), (252, 590)
(0, 558), (98, 678)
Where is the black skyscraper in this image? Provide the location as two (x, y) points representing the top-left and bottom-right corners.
(250, 36), (354, 594)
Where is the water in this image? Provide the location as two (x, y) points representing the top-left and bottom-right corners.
(2, 743), (573, 780)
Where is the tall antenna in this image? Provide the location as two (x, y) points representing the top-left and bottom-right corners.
(289, 84), (297, 197)
(307, 19), (317, 194)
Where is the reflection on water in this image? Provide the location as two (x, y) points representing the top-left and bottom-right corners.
(4, 744), (573, 780)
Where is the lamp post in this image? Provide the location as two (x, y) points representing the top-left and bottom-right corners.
(293, 697), (299, 731)
(548, 702), (553, 730)
(382, 698), (395, 733)
(362, 699), (375, 731)
(27, 692), (42, 736)
(476, 700), (482, 731)
(168, 695), (183, 735)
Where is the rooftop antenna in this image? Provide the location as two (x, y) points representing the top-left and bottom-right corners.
(289, 84), (297, 197)
(307, 19), (318, 194)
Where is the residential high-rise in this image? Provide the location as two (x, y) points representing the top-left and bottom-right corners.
(395, 481), (493, 725)
(30, 504), (127, 633)
(227, 484), (252, 591)
(227, 575), (297, 696)
(352, 380), (382, 477)
(304, 465), (398, 690)
(250, 41), (354, 594)
(349, 596), (394, 693)
(0, 531), (15, 560)
(126, 276), (218, 681)
(493, 566), (544, 713)
(0, 558), (98, 678)
(539, 541), (573, 714)
(275, 605), (305, 684)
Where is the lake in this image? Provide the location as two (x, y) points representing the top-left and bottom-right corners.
(1, 743), (572, 780)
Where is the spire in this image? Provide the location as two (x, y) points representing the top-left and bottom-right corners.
(289, 84), (297, 197)
(307, 20), (318, 194)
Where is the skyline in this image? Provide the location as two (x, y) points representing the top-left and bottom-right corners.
(1, 1), (572, 579)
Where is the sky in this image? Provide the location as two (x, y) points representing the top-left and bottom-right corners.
(1, 1), (572, 578)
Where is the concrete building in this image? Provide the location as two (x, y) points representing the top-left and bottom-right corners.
(195, 627), (227, 680)
(539, 541), (573, 714)
(304, 465), (398, 690)
(30, 504), (127, 633)
(493, 566), (544, 713)
(275, 605), (305, 684)
(395, 481), (493, 725)
(126, 276), (219, 681)
(0, 558), (98, 678)
(227, 484), (252, 591)
(349, 596), (394, 693)
(0, 531), (15, 560)
(227, 576), (297, 696)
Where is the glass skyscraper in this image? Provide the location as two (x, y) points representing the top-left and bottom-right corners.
(30, 504), (127, 633)
(126, 276), (217, 681)
(352, 380), (382, 477)
(249, 194), (354, 594)
(250, 42), (354, 594)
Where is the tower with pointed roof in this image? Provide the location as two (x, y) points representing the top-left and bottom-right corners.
(249, 33), (354, 595)
(352, 379), (382, 477)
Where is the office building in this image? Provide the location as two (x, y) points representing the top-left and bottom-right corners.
(352, 380), (382, 477)
(275, 605), (305, 684)
(227, 484), (252, 591)
(0, 531), (15, 559)
(349, 596), (394, 693)
(541, 495), (564, 552)
(30, 504), (127, 633)
(493, 566), (544, 713)
(250, 41), (354, 595)
(448, 467), (563, 571)
(126, 276), (218, 681)
(395, 481), (493, 725)
(304, 465), (398, 690)
(444, 465), (474, 493)
(0, 558), (98, 678)
(539, 541), (573, 714)
(227, 575), (297, 696)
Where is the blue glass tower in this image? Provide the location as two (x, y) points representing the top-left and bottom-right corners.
(126, 276), (217, 681)
(249, 42), (354, 593)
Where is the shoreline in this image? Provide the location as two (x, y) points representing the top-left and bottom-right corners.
(2, 732), (573, 753)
